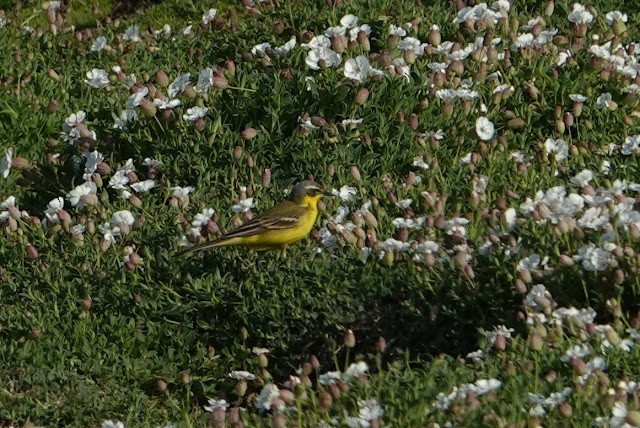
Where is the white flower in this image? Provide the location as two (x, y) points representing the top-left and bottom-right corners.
(340, 14), (359, 28)
(122, 73), (136, 88)
(570, 93), (587, 102)
(301, 35), (331, 50)
(568, 4), (593, 24)
(306, 47), (341, 70)
(561, 344), (591, 362)
(341, 118), (364, 127)
(91, 36), (108, 52)
(441, 217), (469, 235)
(66, 181), (97, 210)
(101, 421), (125, 428)
(469, 378), (502, 395)
(333, 185), (357, 201)
(127, 86), (149, 109)
(111, 210), (135, 226)
(153, 98), (181, 110)
(570, 169), (593, 187)
(557, 51), (572, 66)
(344, 361), (368, 382)
(344, 55), (374, 82)
(274, 37), (297, 56)
(98, 222), (118, 243)
(192, 208), (216, 228)
(170, 186), (193, 198)
(256, 384), (280, 411)
(358, 399), (383, 421)
(252, 42), (271, 56)
(605, 11), (627, 25)
(609, 401), (628, 427)
(203, 398), (228, 412)
(622, 135), (640, 155)
(202, 8), (217, 24)
(518, 254), (541, 270)
(168, 73), (191, 98)
(319, 371), (341, 385)
(476, 116), (495, 141)
(1, 148), (12, 179)
(349, 24), (371, 42)
(183, 106), (208, 121)
(154, 24), (171, 36)
(131, 179), (156, 193)
(62, 110), (88, 143)
(44, 196), (64, 224)
(482, 325), (514, 345)
(596, 93), (614, 109)
(412, 156), (429, 170)
(573, 243), (612, 271)
(544, 138), (569, 161)
(472, 175), (488, 194)
(232, 197), (254, 213)
(577, 207), (609, 229)
(84, 68), (109, 89)
(122, 25), (141, 42)
(324, 26), (346, 37)
(229, 370), (256, 380)
(388, 24), (407, 37)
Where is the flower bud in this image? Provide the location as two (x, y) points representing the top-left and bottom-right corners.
(26, 244), (38, 260)
(261, 168), (271, 187)
(408, 113), (419, 130)
(194, 117), (206, 132)
(212, 74), (228, 90)
(310, 116), (326, 127)
(403, 49), (416, 65)
(241, 128), (257, 140)
(528, 332), (543, 351)
(343, 329), (356, 348)
(386, 34), (399, 49)
(376, 336), (387, 353)
(234, 379), (247, 397)
(449, 60), (464, 75)
(139, 98), (157, 118)
(349, 165), (361, 182)
(613, 20), (627, 36)
(257, 353), (268, 368)
(318, 391), (332, 409)
(428, 25), (441, 46)
(626, 411), (640, 427)
(354, 87), (369, 105)
(183, 84), (197, 99)
(155, 379), (168, 392)
(47, 68), (59, 80)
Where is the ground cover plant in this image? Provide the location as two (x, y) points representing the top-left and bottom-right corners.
(2, 0), (640, 426)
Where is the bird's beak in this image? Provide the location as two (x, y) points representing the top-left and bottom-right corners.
(323, 190), (335, 197)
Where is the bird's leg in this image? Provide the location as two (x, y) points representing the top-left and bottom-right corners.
(279, 245), (287, 260)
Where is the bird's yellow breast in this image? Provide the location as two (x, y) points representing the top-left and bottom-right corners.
(225, 195), (321, 250)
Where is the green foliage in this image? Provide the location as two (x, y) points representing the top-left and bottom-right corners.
(1, 0), (640, 426)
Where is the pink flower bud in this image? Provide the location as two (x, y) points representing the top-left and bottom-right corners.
(343, 329), (356, 348)
(241, 128), (257, 140)
(26, 244), (38, 260)
(354, 87), (369, 105)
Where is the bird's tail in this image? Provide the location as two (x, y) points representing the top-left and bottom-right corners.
(176, 237), (230, 256)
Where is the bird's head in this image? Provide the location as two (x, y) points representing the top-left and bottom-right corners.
(289, 180), (333, 205)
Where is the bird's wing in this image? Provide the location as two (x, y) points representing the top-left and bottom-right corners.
(176, 201), (307, 256)
(219, 201), (305, 239)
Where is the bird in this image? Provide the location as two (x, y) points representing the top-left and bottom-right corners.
(177, 180), (333, 258)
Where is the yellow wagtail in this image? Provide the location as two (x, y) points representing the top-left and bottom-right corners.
(177, 180), (333, 257)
